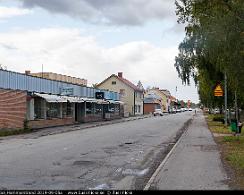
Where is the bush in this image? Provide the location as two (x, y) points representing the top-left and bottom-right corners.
(213, 116), (225, 123)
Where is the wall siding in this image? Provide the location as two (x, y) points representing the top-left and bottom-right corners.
(0, 89), (27, 129)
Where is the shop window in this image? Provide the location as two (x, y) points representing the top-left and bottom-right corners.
(62, 102), (73, 118)
(46, 102), (61, 118)
(114, 105), (120, 114)
(86, 102), (92, 114)
(109, 104), (115, 113)
(95, 104), (102, 115)
(34, 98), (45, 119)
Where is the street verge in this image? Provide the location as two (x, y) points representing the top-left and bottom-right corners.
(205, 113), (244, 189)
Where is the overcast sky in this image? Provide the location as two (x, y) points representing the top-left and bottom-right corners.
(0, 0), (199, 103)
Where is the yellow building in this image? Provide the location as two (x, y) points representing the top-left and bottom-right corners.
(26, 71), (87, 86)
(97, 72), (144, 116)
(146, 88), (169, 113)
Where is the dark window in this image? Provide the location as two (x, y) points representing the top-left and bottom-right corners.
(34, 98), (45, 119)
(112, 81), (116, 85)
(62, 102), (73, 118)
(46, 103), (61, 118)
(95, 104), (102, 115)
(86, 102), (92, 114)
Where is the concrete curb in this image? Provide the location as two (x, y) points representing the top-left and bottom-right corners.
(35, 115), (154, 137)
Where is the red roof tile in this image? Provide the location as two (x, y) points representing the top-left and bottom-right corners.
(117, 76), (143, 92)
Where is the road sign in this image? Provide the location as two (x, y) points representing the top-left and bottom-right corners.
(214, 84), (223, 97)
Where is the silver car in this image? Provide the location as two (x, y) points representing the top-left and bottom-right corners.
(153, 109), (163, 116)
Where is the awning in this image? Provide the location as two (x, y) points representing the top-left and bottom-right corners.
(82, 97), (98, 103)
(33, 93), (121, 104)
(65, 96), (84, 103)
(107, 100), (122, 104)
(34, 93), (67, 103)
(114, 101), (124, 104)
(96, 99), (109, 104)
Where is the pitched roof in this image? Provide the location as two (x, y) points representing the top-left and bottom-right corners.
(98, 74), (143, 92)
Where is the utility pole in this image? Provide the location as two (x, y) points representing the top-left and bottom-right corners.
(224, 72), (228, 126)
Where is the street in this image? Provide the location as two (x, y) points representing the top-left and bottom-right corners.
(0, 112), (193, 190)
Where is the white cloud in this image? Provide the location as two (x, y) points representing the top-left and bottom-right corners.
(0, 6), (31, 19)
(0, 27), (199, 102)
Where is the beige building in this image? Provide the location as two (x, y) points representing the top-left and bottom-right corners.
(146, 88), (169, 113)
(26, 71), (87, 86)
(97, 72), (144, 116)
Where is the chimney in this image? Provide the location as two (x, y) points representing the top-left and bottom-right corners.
(118, 72), (123, 78)
(25, 70), (31, 75)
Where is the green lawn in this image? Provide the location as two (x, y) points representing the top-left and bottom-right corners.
(0, 128), (32, 137)
(206, 114), (233, 134)
(206, 113), (244, 189)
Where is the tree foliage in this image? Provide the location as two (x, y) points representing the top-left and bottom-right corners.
(175, 0), (244, 107)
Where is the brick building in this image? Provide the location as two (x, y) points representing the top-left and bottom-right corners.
(143, 93), (161, 114)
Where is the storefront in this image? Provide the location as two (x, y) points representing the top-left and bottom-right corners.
(0, 69), (123, 130)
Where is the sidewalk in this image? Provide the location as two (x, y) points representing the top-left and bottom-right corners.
(0, 114), (154, 140)
(149, 111), (229, 190)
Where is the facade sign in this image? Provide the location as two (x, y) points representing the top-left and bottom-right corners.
(95, 92), (104, 99)
(61, 87), (74, 96)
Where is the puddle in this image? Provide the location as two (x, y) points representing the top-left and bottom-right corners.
(122, 168), (149, 176)
(73, 160), (95, 166)
(90, 183), (109, 190)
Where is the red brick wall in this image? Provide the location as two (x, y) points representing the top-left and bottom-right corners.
(0, 89), (27, 129)
(28, 117), (75, 129)
(144, 103), (156, 114)
(82, 115), (103, 123)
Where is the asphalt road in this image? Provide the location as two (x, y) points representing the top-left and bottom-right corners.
(0, 112), (193, 190)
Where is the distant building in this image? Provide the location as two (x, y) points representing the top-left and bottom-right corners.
(146, 88), (169, 113)
(143, 93), (161, 114)
(28, 71), (87, 86)
(97, 72), (144, 116)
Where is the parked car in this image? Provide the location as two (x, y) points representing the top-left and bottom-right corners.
(169, 108), (176, 114)
(188, 108), (193, 111)
(214, 108), (220, 114)
(153, 109), (163, 116)
(181, 107), (186, 112)
(176, 108), (182, 113)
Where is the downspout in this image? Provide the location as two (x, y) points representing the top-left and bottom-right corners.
(134, 91), (136, 116)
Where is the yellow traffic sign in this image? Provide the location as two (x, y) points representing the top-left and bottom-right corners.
(214, 84), (223, 96)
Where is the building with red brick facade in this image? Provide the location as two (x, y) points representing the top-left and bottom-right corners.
(143, 93), (161, 114)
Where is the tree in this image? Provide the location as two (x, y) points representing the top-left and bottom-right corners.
(175, 0), (244, 108)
